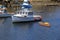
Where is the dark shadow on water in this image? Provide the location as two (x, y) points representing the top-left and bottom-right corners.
(12, 22), (35, 29)
(0, 18), (7, 26)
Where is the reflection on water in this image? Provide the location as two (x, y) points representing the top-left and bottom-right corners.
(13, 22), (34, 29)
(0, 18), (5, 25)
(0, 6), (60, 40)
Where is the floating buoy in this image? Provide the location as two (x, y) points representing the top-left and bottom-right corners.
(39, 22), (50, 27)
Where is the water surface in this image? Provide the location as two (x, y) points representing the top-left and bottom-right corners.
(0, 6), (60, 40)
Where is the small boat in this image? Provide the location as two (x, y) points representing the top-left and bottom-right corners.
(0, 5), (11, 18)
(39, 22), (50, 27)
(12, 0), (42, 22)
(0, 5), (6, 14)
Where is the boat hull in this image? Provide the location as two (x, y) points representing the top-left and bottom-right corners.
(12, 16), (42, 23)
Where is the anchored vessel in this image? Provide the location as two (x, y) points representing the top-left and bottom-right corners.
(12, 0), (42, 22)
(0, 5), (11, 17)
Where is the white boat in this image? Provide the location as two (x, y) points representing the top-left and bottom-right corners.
(0, 5), (6, 14)
(0, 5), (11, 17)
(12, 0), (42, 22)
(12, 9), (42, 22)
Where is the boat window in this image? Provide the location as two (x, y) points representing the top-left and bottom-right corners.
(26, 12), (27, 14)
(17, 12), (19, 14)
(23, 12), (24, 14)
(28, 12), (33, 15)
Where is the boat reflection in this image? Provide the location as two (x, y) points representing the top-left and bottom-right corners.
(0, 18), (5, 25)
(12, 22), (34, 29)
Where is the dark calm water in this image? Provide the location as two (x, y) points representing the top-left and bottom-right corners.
(0, 6), (60, 40)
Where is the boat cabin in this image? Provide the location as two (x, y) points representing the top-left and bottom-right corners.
(14, 10), (33, 17)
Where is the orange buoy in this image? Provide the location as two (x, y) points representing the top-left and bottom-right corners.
(39, 22), (50, 27)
